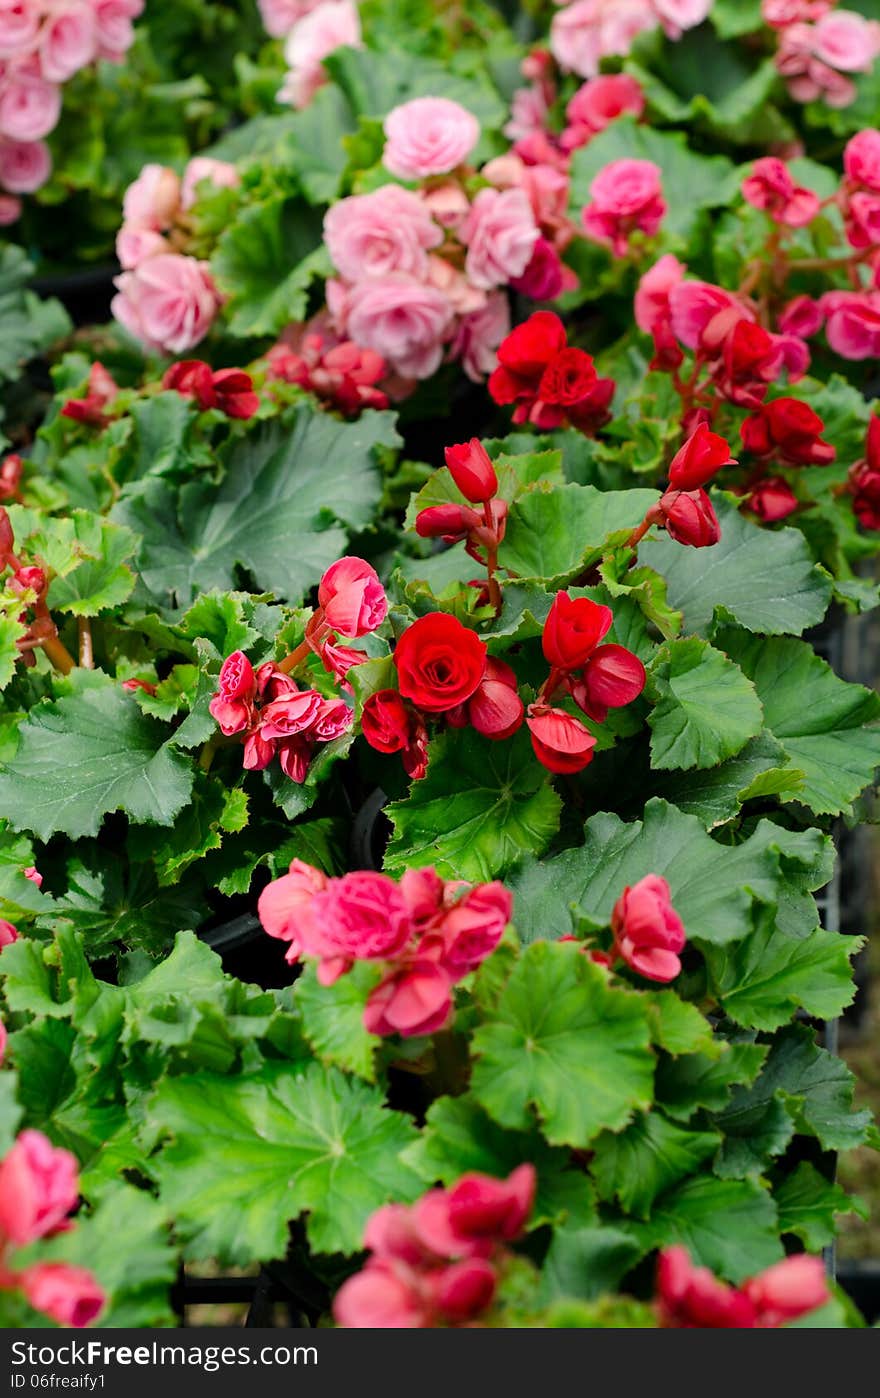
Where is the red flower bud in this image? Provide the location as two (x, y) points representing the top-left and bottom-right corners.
(0, 506), (15, 565)
(668, 423), (736, 490)
(657, 488), (720, 548)
(743, 476), (799, 522)
(162, 360), (216, 409)
(0, 453), (22, 502)
(394, 614), (487, 714)
(444, 439), (498, 504)
(611, 873), (685, 982)
(542, 591), (612, 670)
(415, 503), (483, 542)
(526, 704), (596, 774)
(570, 643), (646, 723)
(467, 678), (524, 740)
(740, 397), (835, 466)
(60, 362), (119, 427)
(361, 689), (412, 754)
(211, 367), (260, 420)
(12, 566), (46, 597)
(428, 1258), (497, 1323)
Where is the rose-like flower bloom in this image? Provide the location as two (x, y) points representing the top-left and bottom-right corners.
(311, 870), (412, 965)
(744, 476), (799, 523)
(364, 960), (453, 1038)
(778, 294), (823, 339)
(341, 273), (453, 381)
(668, 423), (735, 490)
(844, 128), (880, 192)
(444, 439), (497, 504)
(542, 590), (612, 670)
(820, 290), (880, 360)
(434, 882), (512, 979)
(740, 397), (834, 465)
(538, 346), (598, 409)
(60, 362), (119, 427)
(656, 487), (720, 548)
(563, 73), (644, 150)
(39, 2), (96, 83)
(382, 96), (480, 180)
(0, 0), (40, 58)
(415, 502), (483, 543)
(93, 0), (144, 62)
(394, 614), (487, 713)
(324, 185), (443, 283)
(812, 9), (880, 73)
(361, 689), (413, 754)
(319, 556), (387, 637)
(0, 1130), (79, 1246)
(257, 857), (327, 959)
(570, 644), (646, 723)
(657, 1247), (757, 1328)
(180, 156), (240, 210)
(611, 873), (686, 982)
(509, 236), (568, 302)
(112, 254), (221, 355)
(668, 279), (745, 351)
(208, 650), (256, 735)
(259, 689), (323, 741)
(121, 162), (180, 231)
(462, 187), (539, 292)
(279, 0), (362, 109)
(0, 136), (50, 192)
(741, 157), (819, 227)
(0, 919), (18, 946)
(582, 158), (665, 256)
(634, 253), (686, 338)
(333, 1259), (428, 1328)
(526, 704), (596, 774)
(848, 415), (880, 530)
(0, 72), (61, 143)
(19, 1263), (105, 1329)
(743, 1256), (829, 1327)
(550, 0), (656, 79)
(491, 308), (566, 386)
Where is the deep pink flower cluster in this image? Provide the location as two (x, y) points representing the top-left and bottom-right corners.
(258, 861), (512, 1037)
(657, 1247), (829, 1328)
(847, 415), (880, 531)
(763, 0), (880, 108)
(209, 557), (388, 781)
(266, 333), (389, 417)
(60, 361), (119, 427)
(333, 1165), (535, 1327)
(582, 157), (666, 256)
(0, 0), (143, 214)
(562, 872), (686, 983)
(0, 1130), (105, 1328)
(112, 159), (239, 355)
(550, 0), (710, 79)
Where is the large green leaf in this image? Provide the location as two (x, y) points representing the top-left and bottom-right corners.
(650, 731), (804, 827)
(0, 671), (194, 840)
(640, 495), (832, 637)
(213, 196), (329, 337)
(113, 408), (398, 609)
(647, 636), (763, 771)
(470, 941), (654, 1148)
(497, 483), (657, 584)
(147, 1063), (422, 1262)
(591, 1112), (720, 1219)
(508, 798), (831, 947)
(718, 629), (880, 817)
(294, 961), (381, 1082)
(384, 727), (562, 882)
(623, 1176), (782, 1283)
(656, 1042), (769, 1122)
(776, 1163), (865, 1250)
(538, 1226), (643, 1305)
(0, 246), (70, 385)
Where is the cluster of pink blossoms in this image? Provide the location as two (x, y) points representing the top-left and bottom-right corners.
(763, 0), (880, 108)
(258, 861), (512, 1038)
(0, 1130), (105, 1327)
(111, 158), (240, 356)
(0, 0), (142, 217)
(209, 557), (387, 782)
(277, 0), (360, 109)
(506, 60), (645, 170)
(323, 94), (580, 385)
(265, 330), (389, 417)
(333, 1166), (535, 1328)
(657, 1247), (829, 1328)
(550, 0), (710, 80)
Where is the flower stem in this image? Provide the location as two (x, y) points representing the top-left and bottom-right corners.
(40, 633), (76, 675)
(77, 617), (94, 669)
(277, 639), (312, 675)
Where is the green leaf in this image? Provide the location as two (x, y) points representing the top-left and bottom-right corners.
(0, 1072), (22, 1153)
(656, 1042), (769, 1122)
(498, 483), (657, 584)
(592, 1112), (720, 1219)
(294, 961), (381, 1082)
(113, 407), (399, 609)
(643, 991), (718, 1056)
(508, 798), (831, 947)
(623, 1176), (782, 1284)
(776, 1163), (865, 1250)
(147, 1063), (422, 1262)
(8, 508), (138, 617)
(713, 1088), (796, 1180)
(0, 246), (70, 385)
(650, 731), (803, 827)
(718, 629), (880, 817)
(640, 495), (832, 637)
(0, 671), (194, 840)
(647, 637), (763, 771)
(0, 612), (26, 691)
(470, 941), (654, 1149)
(703, 902), (862, 1032)
(213, 196), (329, 337)
(711, 0), (763, 36)
(384, 727), (562, 882)
(132, 775), (249, 886)
(538, 1226), (643, 1304)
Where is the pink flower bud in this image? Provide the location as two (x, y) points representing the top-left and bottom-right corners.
(318, 556), (387, 638)
(744, 1255), (829, 1327)
(333, 1259), (427, 1328)
(611, 873), (685, 982)
(657, 1247), (756, 1328)
(428, 1257), (497, 1322)
(208, 650), (256, 735)
(0, 1130), (79, 1246)
(19, 1263), (105, 1329)
(656, 488), (721, 548)
(0, 452), (22, 501)
(0, 919), (19, 946)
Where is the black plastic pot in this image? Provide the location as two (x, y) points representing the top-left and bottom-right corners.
(30, 262), (118, 327)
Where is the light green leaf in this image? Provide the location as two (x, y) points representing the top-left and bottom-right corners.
(294, 961), (381, 1082)
(650, 731), (803, 827)
(498, 483), (657, 584)
(647, 636), (763, 771)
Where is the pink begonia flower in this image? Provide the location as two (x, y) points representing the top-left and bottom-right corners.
(0, 193), (21, 222)
(382, 96), (480, 180)
(38, 2), (96, 83)
(341, 273), (454, 379)
(741, 157), (820, 227)
(0, 136), (50, 192)
(582, 158), (665, 255)
(0, 1130), (79, 1246)
(0, 919), (19, 945)
(652, 0), (711, 41)
(257, 857), (327, 961)
(668, 279), (746, 349)
(461, 187), (539, 290)
(208, 650), (256, 736)
(122, 163), (180, 231)
(611, 873), (686, 982)
(844, 129), (880, 191)
(846, 190), (880, 248)
(257, 0), (322, 38)
(278, 0), (361, 109)
(503, 85), (550, 143)
(778, 294), (823, 339)
(324, 184), (442, 283)
(762, 0), (831, 26)
(0, 72), (61, 143)
(634, 253), (686, 335)
(820, 290), (880, 359)
(562, 73), (644, 151)
(812, 9), (880, 73)
(115, 226), (167, 270)
(510, 236), (569, 300)
(0, 0), (41, 59)
(310, 870), (412, 963)
(19, 1263), (105, 1329)
(450, 291), (510, 382)
(93, 0), (144, 63)
(23, 865), (41, 888)
(318, 555), (387, 636)
(425, 255), (486, 316)
(363, 960), (454, 1038)
(180, 156), (240, 210)
(550, 0), (656, 79)
(333, 1259), (429, 1328)
(112, 254), (222, 355)
(419, 181), (470, 232)
(432, 882), (511, 979)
